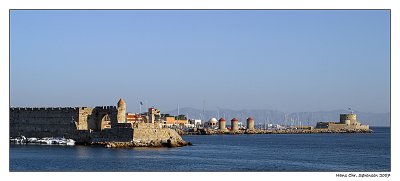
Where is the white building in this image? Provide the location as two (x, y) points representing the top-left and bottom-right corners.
(268, 124), (285, 130)
(189, 119), (202, 127)
(204, 118), (218, 129)
(238, 122), (244, 129)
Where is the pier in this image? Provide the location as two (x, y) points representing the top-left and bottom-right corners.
(175, 127), (373, 135)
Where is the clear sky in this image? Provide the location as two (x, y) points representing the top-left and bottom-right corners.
(10, 10), (390, 113)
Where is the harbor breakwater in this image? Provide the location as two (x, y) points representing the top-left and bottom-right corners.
(174, 128), (373, 135)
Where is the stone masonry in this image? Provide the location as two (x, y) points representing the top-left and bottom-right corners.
(9, 99), (187, 147)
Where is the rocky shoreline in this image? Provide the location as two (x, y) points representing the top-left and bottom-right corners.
(174, 128), (373, 135)
(92, 138), (192, 148)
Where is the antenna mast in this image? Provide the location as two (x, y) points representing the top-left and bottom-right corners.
(202, 100), (205, 120)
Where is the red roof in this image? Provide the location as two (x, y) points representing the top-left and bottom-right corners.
(219, 118), (226, 122)
(247, 117), (254, 121)
(231, 118), (238, 122)
(126, 114), (141, 118)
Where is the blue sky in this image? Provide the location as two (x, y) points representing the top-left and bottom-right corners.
(10, 10), (390, 113)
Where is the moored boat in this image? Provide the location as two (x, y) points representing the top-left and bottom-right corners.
(12, 137), (76, 146)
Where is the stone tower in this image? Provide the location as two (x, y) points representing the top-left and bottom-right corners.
(117, 98), (126, 123)
(218, 118), (226, 131)
(340, 113), (357, 125)
(231, 118), (239, 131)
(247, 117), (254, 130)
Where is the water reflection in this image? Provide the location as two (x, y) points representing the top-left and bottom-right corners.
(75, 145), (91, 158)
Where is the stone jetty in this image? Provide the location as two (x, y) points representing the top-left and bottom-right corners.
(175, 128), (373, 135)
(94, 138), (190, 148)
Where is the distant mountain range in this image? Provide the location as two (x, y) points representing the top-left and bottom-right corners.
(165, 107), (390, 127)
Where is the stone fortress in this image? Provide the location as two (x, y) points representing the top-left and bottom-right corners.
(10, 99), (188, 147)
(315, 113), (369, 130)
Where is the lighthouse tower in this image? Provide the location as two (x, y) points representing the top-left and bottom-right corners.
(117, 98), (126, 123)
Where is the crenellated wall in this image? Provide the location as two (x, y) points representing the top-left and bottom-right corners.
(10, 107), (79, 138)
(10, 106), (119, 138)
(9, 105), (185, 145)
(77, 107), (93, 130)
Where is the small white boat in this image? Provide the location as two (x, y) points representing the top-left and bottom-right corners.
(56, 138), (67, 144)
(66, 139), (75, 146)
(27, 137), (38, 143)
(38, 137), (53, 144)
(10, 136), (27, 143)
(12, 136), (76, 146)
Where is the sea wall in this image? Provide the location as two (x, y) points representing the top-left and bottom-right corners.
(10, 107), (79, 138)
(90, 127), (134, 142)
(91, 123), (187, 147)
(131, 122), (184, 144)
(9, 107), (188, 147)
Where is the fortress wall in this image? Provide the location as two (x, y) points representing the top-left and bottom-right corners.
(326, 123), (347, 130)
(10, 107), (79, 138)
(345, 124), (369, 130)
(357, 125), (369, 130)
(90, 127), (134, 142)
(9, 104), (176, 144)
(316, 122), (329, 128)
(134, 122), (162, 129)
(77, 107), (94, 130)
(326, 123), (370, 130)
(93, 106), (118, 129)
(70, 130), (92, 143)
(83, 125), (183, 146)
(133, 126), (183, 143)
(87, 122), (182, 143)
(10, 106), (126, 140)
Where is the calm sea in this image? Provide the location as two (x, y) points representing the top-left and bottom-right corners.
(9, 127), (390, 172)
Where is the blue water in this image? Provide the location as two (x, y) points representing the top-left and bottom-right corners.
(10, 127), (390, 172)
